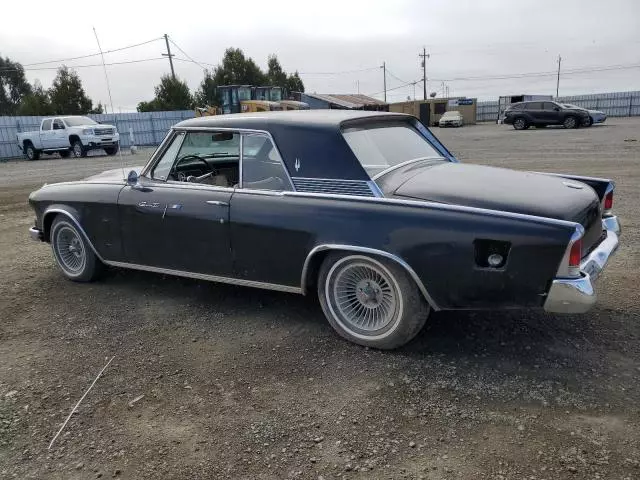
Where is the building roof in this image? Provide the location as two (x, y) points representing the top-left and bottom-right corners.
(302, 93), (387, 109)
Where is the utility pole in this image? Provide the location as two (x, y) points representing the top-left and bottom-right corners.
(163, 33), (176, 80)
(381, 62), (387, 103)
(556, 54), (562, 98)
(419, 47), (430, 100)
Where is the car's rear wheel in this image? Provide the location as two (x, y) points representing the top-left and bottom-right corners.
(318, 253), (429, 349)
(72, 140), (87, 158)
(50, 216), (102, 282)
(25, 143), (40, 160)
(563, 116), (578, 129)
(513, 117), (528, 130)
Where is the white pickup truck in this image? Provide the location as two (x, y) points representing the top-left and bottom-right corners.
(17, 116), (120, 160)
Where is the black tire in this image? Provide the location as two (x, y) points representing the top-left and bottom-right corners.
(513, 117), (528, 130)
(50, 216), (103, 282)
(71, 140), (87, 158)
(24, 143), (40, 161)
(104, 145), (119, 156)
(317, 252), (430, 349)
(59, 149), (71, 158)
(586, 117), (594, 127)
(563, 116), (579, 129)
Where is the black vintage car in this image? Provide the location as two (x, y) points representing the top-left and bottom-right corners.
(28, 111), (621, 349)
(503, 101), (591, 130)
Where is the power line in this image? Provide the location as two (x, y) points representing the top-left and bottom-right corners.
(20, 37), (163, 67)
(0, 57), (167, 72)
(297, 66), (380, 76)
(368, 78), (423, 97)
(168, 37), (208, 71)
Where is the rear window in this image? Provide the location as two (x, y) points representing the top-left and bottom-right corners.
(342, 121), (442, 178)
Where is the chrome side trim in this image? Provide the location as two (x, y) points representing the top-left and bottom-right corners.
(41, 208), (106, 263)
(281, 190), (579, 229)
(292, 177), (376, 197)
(300, 244), (439, 310)
(104, 261), (302, 294)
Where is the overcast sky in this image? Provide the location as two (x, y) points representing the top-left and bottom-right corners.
(2, 0), (639, 111)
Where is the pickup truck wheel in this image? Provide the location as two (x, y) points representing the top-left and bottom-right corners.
(59, 150), (71, 158)
(318, 253), (429, 349)
(513, 117), (528, 130)
(104, 145), (119, 155)
(563, 116), (578, 129)
(72, 140), (87, 158)
(25, 144), (40, 161)
(50, 216), (102, 282)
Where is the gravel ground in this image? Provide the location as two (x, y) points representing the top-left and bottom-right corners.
(1, 118), (639, 480)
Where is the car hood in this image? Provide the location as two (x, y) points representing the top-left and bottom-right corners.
(83, 166), (143, 182)
(385, 161), (600, 223)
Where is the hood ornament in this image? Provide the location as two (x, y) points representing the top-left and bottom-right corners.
(294, 158), (301, 172)
(562, 181), (584, 190)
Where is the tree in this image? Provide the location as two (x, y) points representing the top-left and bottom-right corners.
(266, 55), (287, 87)
(17, 80), (53, 116)
(193, 72), (219, 108)
(48, 66), (96, 114)
(0, 55), (32, 115)
(137, 75), (192, 112)
(89, 102), (104, 114)
(286, 71), (305, 93)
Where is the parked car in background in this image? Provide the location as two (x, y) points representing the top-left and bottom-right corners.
(28, 111), (621, 349)
(17, 116), (119, 160)
(562, 104), (607, 126)
(438, 111), (464, 127)
(503, 101), (591, 130)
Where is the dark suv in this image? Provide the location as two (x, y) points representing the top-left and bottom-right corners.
(503, 101), (590, 130)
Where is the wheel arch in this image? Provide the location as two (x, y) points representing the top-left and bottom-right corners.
(42, 207), (105, 263)
(69, 134), (81, 144)
(300, 244), (439, 310)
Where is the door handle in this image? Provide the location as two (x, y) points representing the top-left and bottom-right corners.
(206, 200), (229, 207)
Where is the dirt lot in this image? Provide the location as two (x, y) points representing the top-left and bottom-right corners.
(1, 119), (639, 479)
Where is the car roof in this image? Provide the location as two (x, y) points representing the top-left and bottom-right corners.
(176, 109), (410, 130)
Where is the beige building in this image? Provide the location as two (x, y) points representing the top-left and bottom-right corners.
(389, 98), (477, 126)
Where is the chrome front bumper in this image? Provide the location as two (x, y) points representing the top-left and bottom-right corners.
(544, 216), (621, 313)
(29, 227), (43, 241)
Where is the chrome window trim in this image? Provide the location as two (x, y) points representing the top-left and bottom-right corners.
(239, 133), (244, 188)
(141, 130), (186, 179)
(240, 131), (295, 192)
(370, 156), (444, 181)
(104, 261), (302, 294)
(301, 244), (439, 310)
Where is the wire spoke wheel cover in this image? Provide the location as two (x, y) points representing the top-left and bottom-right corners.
(53, 225), (86, 276)
(326, 256), (403, 340)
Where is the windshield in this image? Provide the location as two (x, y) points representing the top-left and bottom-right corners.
(342, 122), (443, 177)
(63, 116), (97, 127)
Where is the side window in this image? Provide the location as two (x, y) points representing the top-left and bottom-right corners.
(42, 119), (52, 131)
(52, 119), (64, 130)
(510, 103), (523, 110)
(543, 102), (558, 110)
(151, 133), (184, 180)
(526, 102), (542, 110)
(241, 134), (292, 191)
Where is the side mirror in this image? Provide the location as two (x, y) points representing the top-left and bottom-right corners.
(554, 107), (560, 111)
(127, 170), (138, 185)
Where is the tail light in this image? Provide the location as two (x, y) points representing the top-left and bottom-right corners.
(568, 237), (582, 276)
(604, 190), (613, 212)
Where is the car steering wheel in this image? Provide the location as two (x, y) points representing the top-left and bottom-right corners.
(171, 155), (215, 182)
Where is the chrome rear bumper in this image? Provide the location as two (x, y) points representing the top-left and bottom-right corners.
(544, 216), (620, 313)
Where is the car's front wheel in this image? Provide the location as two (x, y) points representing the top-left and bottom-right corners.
(563, 116), (578, 129)
(513, 117), (528, 130)
(50, 216), (102, 282)
(318, 253), (429, 349)
(72, 140), (87, 158)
